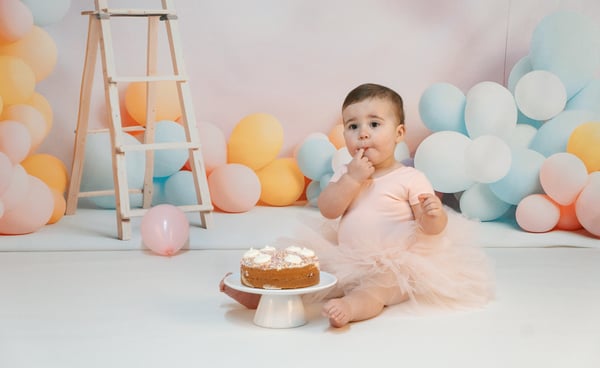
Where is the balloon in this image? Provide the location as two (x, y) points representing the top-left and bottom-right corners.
(0, 55), (36, 105)
(328, 123), (345, 149)
(514, 71), (567, 121)
(193, 121), (227, 174)
(0, 164), (28, 211)
(465, 135), (511, 183)
(555, 202), (582, 231)
(207, 164), (260, 213)
(529, 109), (600, 157)
(149, 120), (188, 178)
(0, 120), (31, 164)
(0, 152), (12, 194)
(1, 103), (47, 154)
(163, 171), (196, 206)
(81, 132), (145, 209)
(293, 132), (329, 159)
(227, 113), (284, 171)
(124, 81), (182, 126)
(305, 180), (321, 207)
(319, 172), (333, 191)
(256, 158), (304, 206)
(459, 183), (512, 221)
(394, 141), (410, 162)
(539, 153), (588, 205)
(464, 81), (517, 140)
(489, 147), (545, 205)
(507, 56), (533, 93)
(567, 122), (600, 173)
(575, 173), (600, 237)
(21, 153), (69, 193)
(418, 82), (467, 134)
(0, 26), (57, 82)
(331, 147), (352, 173)
(21, 0), (71, 27)
(515, 194), (560, 233)
(140, 204), (189, 256)
(47, 188), (66, 224)
(505, 124), (537, 149)
(530, 11), (600, 99)
(0, 0), (33, 43)
(414, 131), (473, 193)
(26, 92), (53, 130)
(296, 137), (336, 181)
(0, 175), (53, 234)
(566, 79), (600, 114)
(150, 176), (168, 205)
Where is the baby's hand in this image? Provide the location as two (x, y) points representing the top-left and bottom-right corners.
(418, 193), (444, 217)
(346, 148), (374, 182)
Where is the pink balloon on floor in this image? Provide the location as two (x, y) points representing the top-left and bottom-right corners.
(516, 194), (560, 233)
(0, 175), (53, 234)
(575, 173), (600, 237)
(539, 152), (588, 205)
(141, 204), (189, 256)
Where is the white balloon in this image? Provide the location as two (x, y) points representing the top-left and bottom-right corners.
(465, 81), (517, 140)
(331, 147), (352, 173)
(506, 124), (538, 149)
(465, 135), (512, 183)
(394, 141), (410, 162)
(514, 70), (567, 121)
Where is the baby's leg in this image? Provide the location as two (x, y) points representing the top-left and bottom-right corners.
(219, 273), (261, 309)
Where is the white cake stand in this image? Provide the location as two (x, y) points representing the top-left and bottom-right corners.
(224, 271), (337, 328)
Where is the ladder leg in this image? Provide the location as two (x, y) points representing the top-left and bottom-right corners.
(66, 16), (100, 215)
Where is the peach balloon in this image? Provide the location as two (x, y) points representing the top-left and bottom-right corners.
(189, 121), (227, 174)
(0, 164), (28, 211)
(256, 158), (305, 206)
(515, 194), (560, 233)
(328, 123), (345, 149)
(0, 94), (3, 114)
(1, 104), (47, 154)
(228, 113), (284, 170)
(556, 202), (582, 231)
(539, 152), (588, 205)
(0, 55), (36, 105)
(567, 121), (600, 173)
(0, 175), (53, 234)
(26, 92), (53, 130)
(0, 0), (34, 43)
(208, 163), (260, 213)
(0, 120), (31, 164)
(0, 152), (11, 194)
(21, 153), (69, 193)
(124, 81), (182, 126)
(575, 174), (600, 237)
(0, 26), (57, 81)
(47, 188), (66, 224)
(140, 204), (189, 256)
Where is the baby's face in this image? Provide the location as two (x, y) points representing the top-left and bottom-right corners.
(342, 98), (404, 167)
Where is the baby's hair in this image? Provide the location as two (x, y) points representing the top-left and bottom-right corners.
(342, 83), (405, 125)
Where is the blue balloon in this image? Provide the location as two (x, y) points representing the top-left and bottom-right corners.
(418, 82), (467, 134)
(306, 180), (321, 207)
(566, 79), (600, 114)
(507, 56), (533, 94)
(529, 109), (600, 156)
(152, 120), (189, 178)
(296, 138), (336, 180)
(151, 176), (168, 205)
(459, 183), (512, 221)
(489, 148), (545, 205)
(163, 170), (198, 206)
(530, 11), (600, 98)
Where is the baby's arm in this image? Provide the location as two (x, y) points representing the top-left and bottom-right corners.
(318, 148), (373, 219)
(411, 193), (448, 235)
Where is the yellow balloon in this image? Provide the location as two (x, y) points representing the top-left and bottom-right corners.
(0, 26), (57, 82)
(124, 81), (181, 125)
(256, 158), (305, 206)
(0, 55), (35, 105)
(21, 153), (69, 193)
(567, 121), (600, 173)
(0, 95), (3, 115)
(47, 188), (66, 225)
(328, 123), (345, 149)
(228, 113), (284, 170)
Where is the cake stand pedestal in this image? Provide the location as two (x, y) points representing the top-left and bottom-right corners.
(224, 272), (337, 328)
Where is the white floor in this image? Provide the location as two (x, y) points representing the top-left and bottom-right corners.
(1, 206), (600, 367)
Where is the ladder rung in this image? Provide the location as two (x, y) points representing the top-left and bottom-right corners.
(78, 188), (142, 198)
(108, 75), (187, 83)
(82, 9), (177, 17)
(117, 142), (200, 153)
(127, 204), (213, 219)
(87, 126), (145, 134)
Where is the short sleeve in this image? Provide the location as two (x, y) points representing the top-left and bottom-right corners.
(407, 169), (435, 206)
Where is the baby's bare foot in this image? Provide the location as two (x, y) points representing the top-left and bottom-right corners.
(322, 298), (352, 328)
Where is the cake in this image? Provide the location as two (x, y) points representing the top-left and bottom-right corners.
(240, 246), (320, 289)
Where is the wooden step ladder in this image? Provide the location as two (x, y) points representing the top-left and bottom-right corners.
(66, 0), (213, 240)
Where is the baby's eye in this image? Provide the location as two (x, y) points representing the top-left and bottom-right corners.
(347, 124), (358, 130)
(370, 121), (380, 128)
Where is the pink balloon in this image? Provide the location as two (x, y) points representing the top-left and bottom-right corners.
(0, 152), (12, 194)
(575, 173), (600, 237)
(0, 120), (32, 164)
(0, 164), (29, 211)
(141, 204), (190, 256)
(539, 153), (588, 205)
(197, 122), (227, 174)
(0, 175), (53, 234)
(0, 199), (4, 218)
(0, 0), (34, 43)
(208, 163), (260, 213)
(516, 194), (560, 233)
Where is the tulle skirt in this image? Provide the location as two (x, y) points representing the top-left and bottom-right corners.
(276, 207), (495, 309)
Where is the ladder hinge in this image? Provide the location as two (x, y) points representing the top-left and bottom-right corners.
(161, 14), (178, 21)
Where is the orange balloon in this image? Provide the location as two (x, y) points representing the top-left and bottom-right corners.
(21, 153), (69, 193)
(0, 95), (3, 115)
(0, 26), (57, 81)
(0, 55), (35, 105)
(47, 188), (66, 224)
(26, 92), (53, 131)
(556, 202), (582, 231)
(567, 121), (600, 173)
(228, 113), (283, 170)
(256, 158), (305, 206)
(328, 123), (345, 149)
(124, 81), (182, 126)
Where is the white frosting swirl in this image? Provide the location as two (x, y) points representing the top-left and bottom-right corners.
(284, 254), (302, 264)
(253, 254), (271, 264)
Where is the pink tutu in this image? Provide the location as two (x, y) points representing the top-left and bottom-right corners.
(276, 207), (494, 309)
